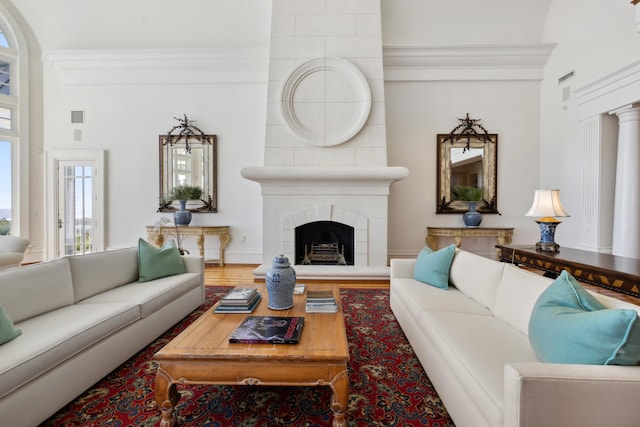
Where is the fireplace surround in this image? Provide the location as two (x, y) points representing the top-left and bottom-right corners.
(241, 0), (408, 279)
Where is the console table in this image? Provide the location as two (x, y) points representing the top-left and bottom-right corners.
(496, 244), (640, 299)
(146, 225), (231, 266)
(426, 226), (514, 259)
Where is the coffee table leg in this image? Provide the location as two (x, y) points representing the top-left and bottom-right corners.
(330, 369), (349, 427)
(155, 368), (180, 427)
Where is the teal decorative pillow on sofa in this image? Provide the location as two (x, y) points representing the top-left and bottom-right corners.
(138, 238), (186, 283)
(529, 270), (640, 365)
(0, 304), (22, 345)
(413, 244), (457, 289)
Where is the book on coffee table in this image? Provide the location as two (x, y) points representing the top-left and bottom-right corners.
(219, 287), (259, 305)
(306, 289), (338, 313)
(214, 287), (262, 313)
(229, 316), (304, 344)
(214, 294), (262, 313)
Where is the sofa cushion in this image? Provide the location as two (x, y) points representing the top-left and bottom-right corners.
(391, 278), (493, 324)
(420, 310), (540, 427)
(413, 245), (456, 289)
(0, 304), (21, 345)
(0, 258), (74, 323)
(79, 272), (201, 318)
(529, 271), (640, 365)
(138, 238), (186, 283)
(0, 302), (139, 399)
(69, 246), (139, 302)
(0, 252), (25, 269)
(449, 249), (505, 309)
(493, 265), (552, 335)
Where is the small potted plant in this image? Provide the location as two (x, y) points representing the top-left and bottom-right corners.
(451, 186), (483, 227)
(169, 185), (202, 202)
(169, 185), (202, 226)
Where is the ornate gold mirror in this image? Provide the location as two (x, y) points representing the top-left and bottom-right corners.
(158, 134), (217, 213)
(436, 115), (498, 214)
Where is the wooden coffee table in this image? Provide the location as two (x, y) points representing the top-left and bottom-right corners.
(154, 283), (350, 427)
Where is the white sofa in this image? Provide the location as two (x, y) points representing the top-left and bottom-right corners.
(390, 249), (640, 427)
(0, 236), (30, 270)
(0, 246), (204, 427)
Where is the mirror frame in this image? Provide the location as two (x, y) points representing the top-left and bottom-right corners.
(158, 134), (217, 213)
(436, 133), (499, 214)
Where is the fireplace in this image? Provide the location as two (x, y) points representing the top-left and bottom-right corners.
(296, 221), (354, 266)
(240, 0), (408, 279)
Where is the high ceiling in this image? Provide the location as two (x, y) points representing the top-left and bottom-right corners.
(8, 0), (553, 50)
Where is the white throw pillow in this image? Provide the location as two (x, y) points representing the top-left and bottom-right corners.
(448, 250), (505, 309)
(493, 265), (553, 336)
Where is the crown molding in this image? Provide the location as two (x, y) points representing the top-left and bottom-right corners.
(574, 59), (640, 119)
(42, 44), (557, 85)
(382, 44), (556, 81)
(42, 47), (269, 85)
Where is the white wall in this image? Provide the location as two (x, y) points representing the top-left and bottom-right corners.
(381, 0), (552, 45)
(10, 0), (272, 49)
(41, 50), (268, 262)
(540, 0), (640, 250)
(385, 79), (543, 258)
(15, 0), (633, 263)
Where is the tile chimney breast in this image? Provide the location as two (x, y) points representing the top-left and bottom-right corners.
(242, 0), (408, 277)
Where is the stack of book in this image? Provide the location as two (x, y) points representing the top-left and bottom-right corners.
(305, 290), (338, 313)
(214, 287), (262, 313)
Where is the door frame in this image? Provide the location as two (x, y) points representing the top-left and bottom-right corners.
(46, 149), (105, 260)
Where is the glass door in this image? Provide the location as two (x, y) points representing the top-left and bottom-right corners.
(58, 162), (95, 256)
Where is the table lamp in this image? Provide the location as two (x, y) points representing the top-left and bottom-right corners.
(525, 189), (570, 253)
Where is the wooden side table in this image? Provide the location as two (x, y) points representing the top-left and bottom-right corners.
(496, 244), (640, 300)
(146, 225), (231, 266)
(426, 226), (514, 259)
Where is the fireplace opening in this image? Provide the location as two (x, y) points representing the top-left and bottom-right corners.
(295, 221), (354, 266)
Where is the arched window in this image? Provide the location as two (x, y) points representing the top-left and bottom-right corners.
(0, 10), (27, 237)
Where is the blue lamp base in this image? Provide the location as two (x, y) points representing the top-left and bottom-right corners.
(534, 218), (561, 253)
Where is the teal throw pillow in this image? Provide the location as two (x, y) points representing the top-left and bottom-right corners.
(413, 244), (457, 289)
(0, 304), (22, 345)
(138, 238), (186, 283)
(528, 270), (640, 365)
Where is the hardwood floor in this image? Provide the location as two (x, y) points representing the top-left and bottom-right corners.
(204, 263), (389, 289)
(204, 263), (640, 302)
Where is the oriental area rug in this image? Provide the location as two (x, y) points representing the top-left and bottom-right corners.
(40, 287), (454, 427)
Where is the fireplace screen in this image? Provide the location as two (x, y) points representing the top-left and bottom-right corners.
(295, 221), (354, 266)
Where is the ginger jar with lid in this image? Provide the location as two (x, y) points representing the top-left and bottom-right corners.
(265, 254), (296, 310)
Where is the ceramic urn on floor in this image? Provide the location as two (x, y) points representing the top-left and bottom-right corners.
(265, 254), (296, 310)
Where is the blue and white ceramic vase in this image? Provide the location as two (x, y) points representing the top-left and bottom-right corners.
(462, 201), (483, 227)
(174, 200), (192, 226)
(265, 254), (296, 310)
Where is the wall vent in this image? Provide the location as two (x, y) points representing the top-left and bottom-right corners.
(71, 110), (84, 124)
(558, 71), (575, 85)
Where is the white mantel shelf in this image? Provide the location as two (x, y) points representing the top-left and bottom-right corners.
(242, 166), (409, 182)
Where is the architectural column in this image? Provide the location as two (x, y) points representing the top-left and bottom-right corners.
(611, 104), (640, 258)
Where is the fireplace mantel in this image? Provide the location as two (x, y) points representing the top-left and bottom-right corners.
(242, 165), (409, 271)
(241, 166), (409, 186)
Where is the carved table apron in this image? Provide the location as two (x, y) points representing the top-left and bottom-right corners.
(146, 225), (231, 266)
(426, 226), (514, 259)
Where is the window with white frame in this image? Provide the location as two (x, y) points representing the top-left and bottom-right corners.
(0, 20), (20, 236)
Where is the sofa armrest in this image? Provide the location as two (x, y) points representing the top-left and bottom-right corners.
(504, 362), (640, 427)
(181, 255), (204, 278)
(390, 258), (415, 280)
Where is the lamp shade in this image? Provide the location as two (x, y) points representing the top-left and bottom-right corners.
(525, 189), (570, 218)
